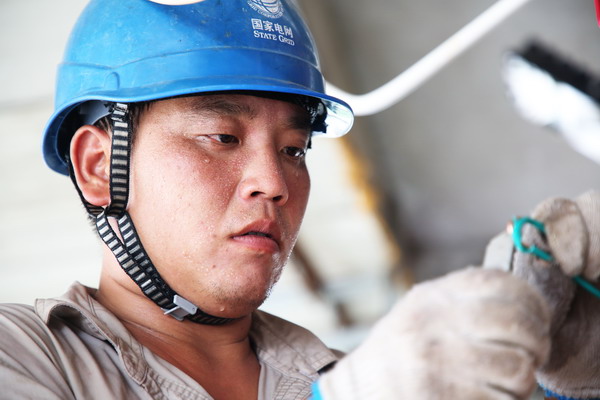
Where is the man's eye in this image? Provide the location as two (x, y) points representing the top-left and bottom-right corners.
(208, 134), (239, 144)
(283, 146), (307, 159)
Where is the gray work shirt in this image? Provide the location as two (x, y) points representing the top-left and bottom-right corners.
(0, 283), (339, 399)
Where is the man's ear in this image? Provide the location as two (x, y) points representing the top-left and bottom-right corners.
(70, 125), (112, 206)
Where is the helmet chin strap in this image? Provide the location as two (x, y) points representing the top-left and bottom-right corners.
(69, 102), (236, 325)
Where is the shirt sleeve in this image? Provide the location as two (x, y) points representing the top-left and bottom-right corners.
(0, 304), (75, 399)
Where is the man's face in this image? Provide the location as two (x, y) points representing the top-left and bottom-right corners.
(127, 94), (312, 317)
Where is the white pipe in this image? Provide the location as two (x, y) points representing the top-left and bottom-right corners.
(326, 0), (536, 116)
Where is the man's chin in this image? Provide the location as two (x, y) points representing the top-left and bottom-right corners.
(178, 272), (281, 318)
(204, 288), (272, 318)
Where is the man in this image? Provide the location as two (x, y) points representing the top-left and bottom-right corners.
(0, 0), (597, 399)
(2, 1), (353, 398)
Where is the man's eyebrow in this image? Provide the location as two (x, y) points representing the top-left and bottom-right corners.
(185, 95), (314, 133)
(287, 113), (313, 132)
(186, 96), (258, 118)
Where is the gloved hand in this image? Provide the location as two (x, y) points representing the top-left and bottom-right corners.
(512, 190), (600, 399)
(316, 268), (550, 400)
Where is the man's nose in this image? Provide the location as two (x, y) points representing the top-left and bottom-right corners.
(237, 150), (289, 206)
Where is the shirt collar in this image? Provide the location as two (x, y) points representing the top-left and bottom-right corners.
(34, 282), (339, 385)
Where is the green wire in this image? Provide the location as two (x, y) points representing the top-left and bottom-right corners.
(573, 275), (600, 299)
(512, 216), (600, 300)
(511, 217), (553, 261)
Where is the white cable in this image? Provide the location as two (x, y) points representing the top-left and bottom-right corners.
(326, 0), (536, 116)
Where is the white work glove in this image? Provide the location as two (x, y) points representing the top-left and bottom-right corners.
(512, 190), (600, 399)
(316, 268), (550, 400)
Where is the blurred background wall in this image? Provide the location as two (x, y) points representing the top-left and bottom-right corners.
(1, 0), (600, 361)
(303, 0), (600, 283)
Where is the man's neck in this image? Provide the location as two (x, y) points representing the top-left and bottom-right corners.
(94, 265), (261, 400)
(120, 313), (260, 400)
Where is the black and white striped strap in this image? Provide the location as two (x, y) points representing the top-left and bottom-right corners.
(105, 104), (130, 217)
(95, 212), (232, 324)
(70, 102), (234, 325)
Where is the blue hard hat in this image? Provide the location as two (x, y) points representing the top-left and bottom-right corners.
(42, 0), (354, 175)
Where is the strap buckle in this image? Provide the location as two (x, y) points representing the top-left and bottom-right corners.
(162, 295), (198, 321)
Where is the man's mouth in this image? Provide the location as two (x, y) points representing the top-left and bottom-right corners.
(241, 231), (273, 239)
(232, 223), (281, 253)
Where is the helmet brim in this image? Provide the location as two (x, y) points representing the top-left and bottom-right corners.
(43, 82), (353, 175)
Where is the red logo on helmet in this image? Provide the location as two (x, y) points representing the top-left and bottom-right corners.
(596, 0), (600, 27)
